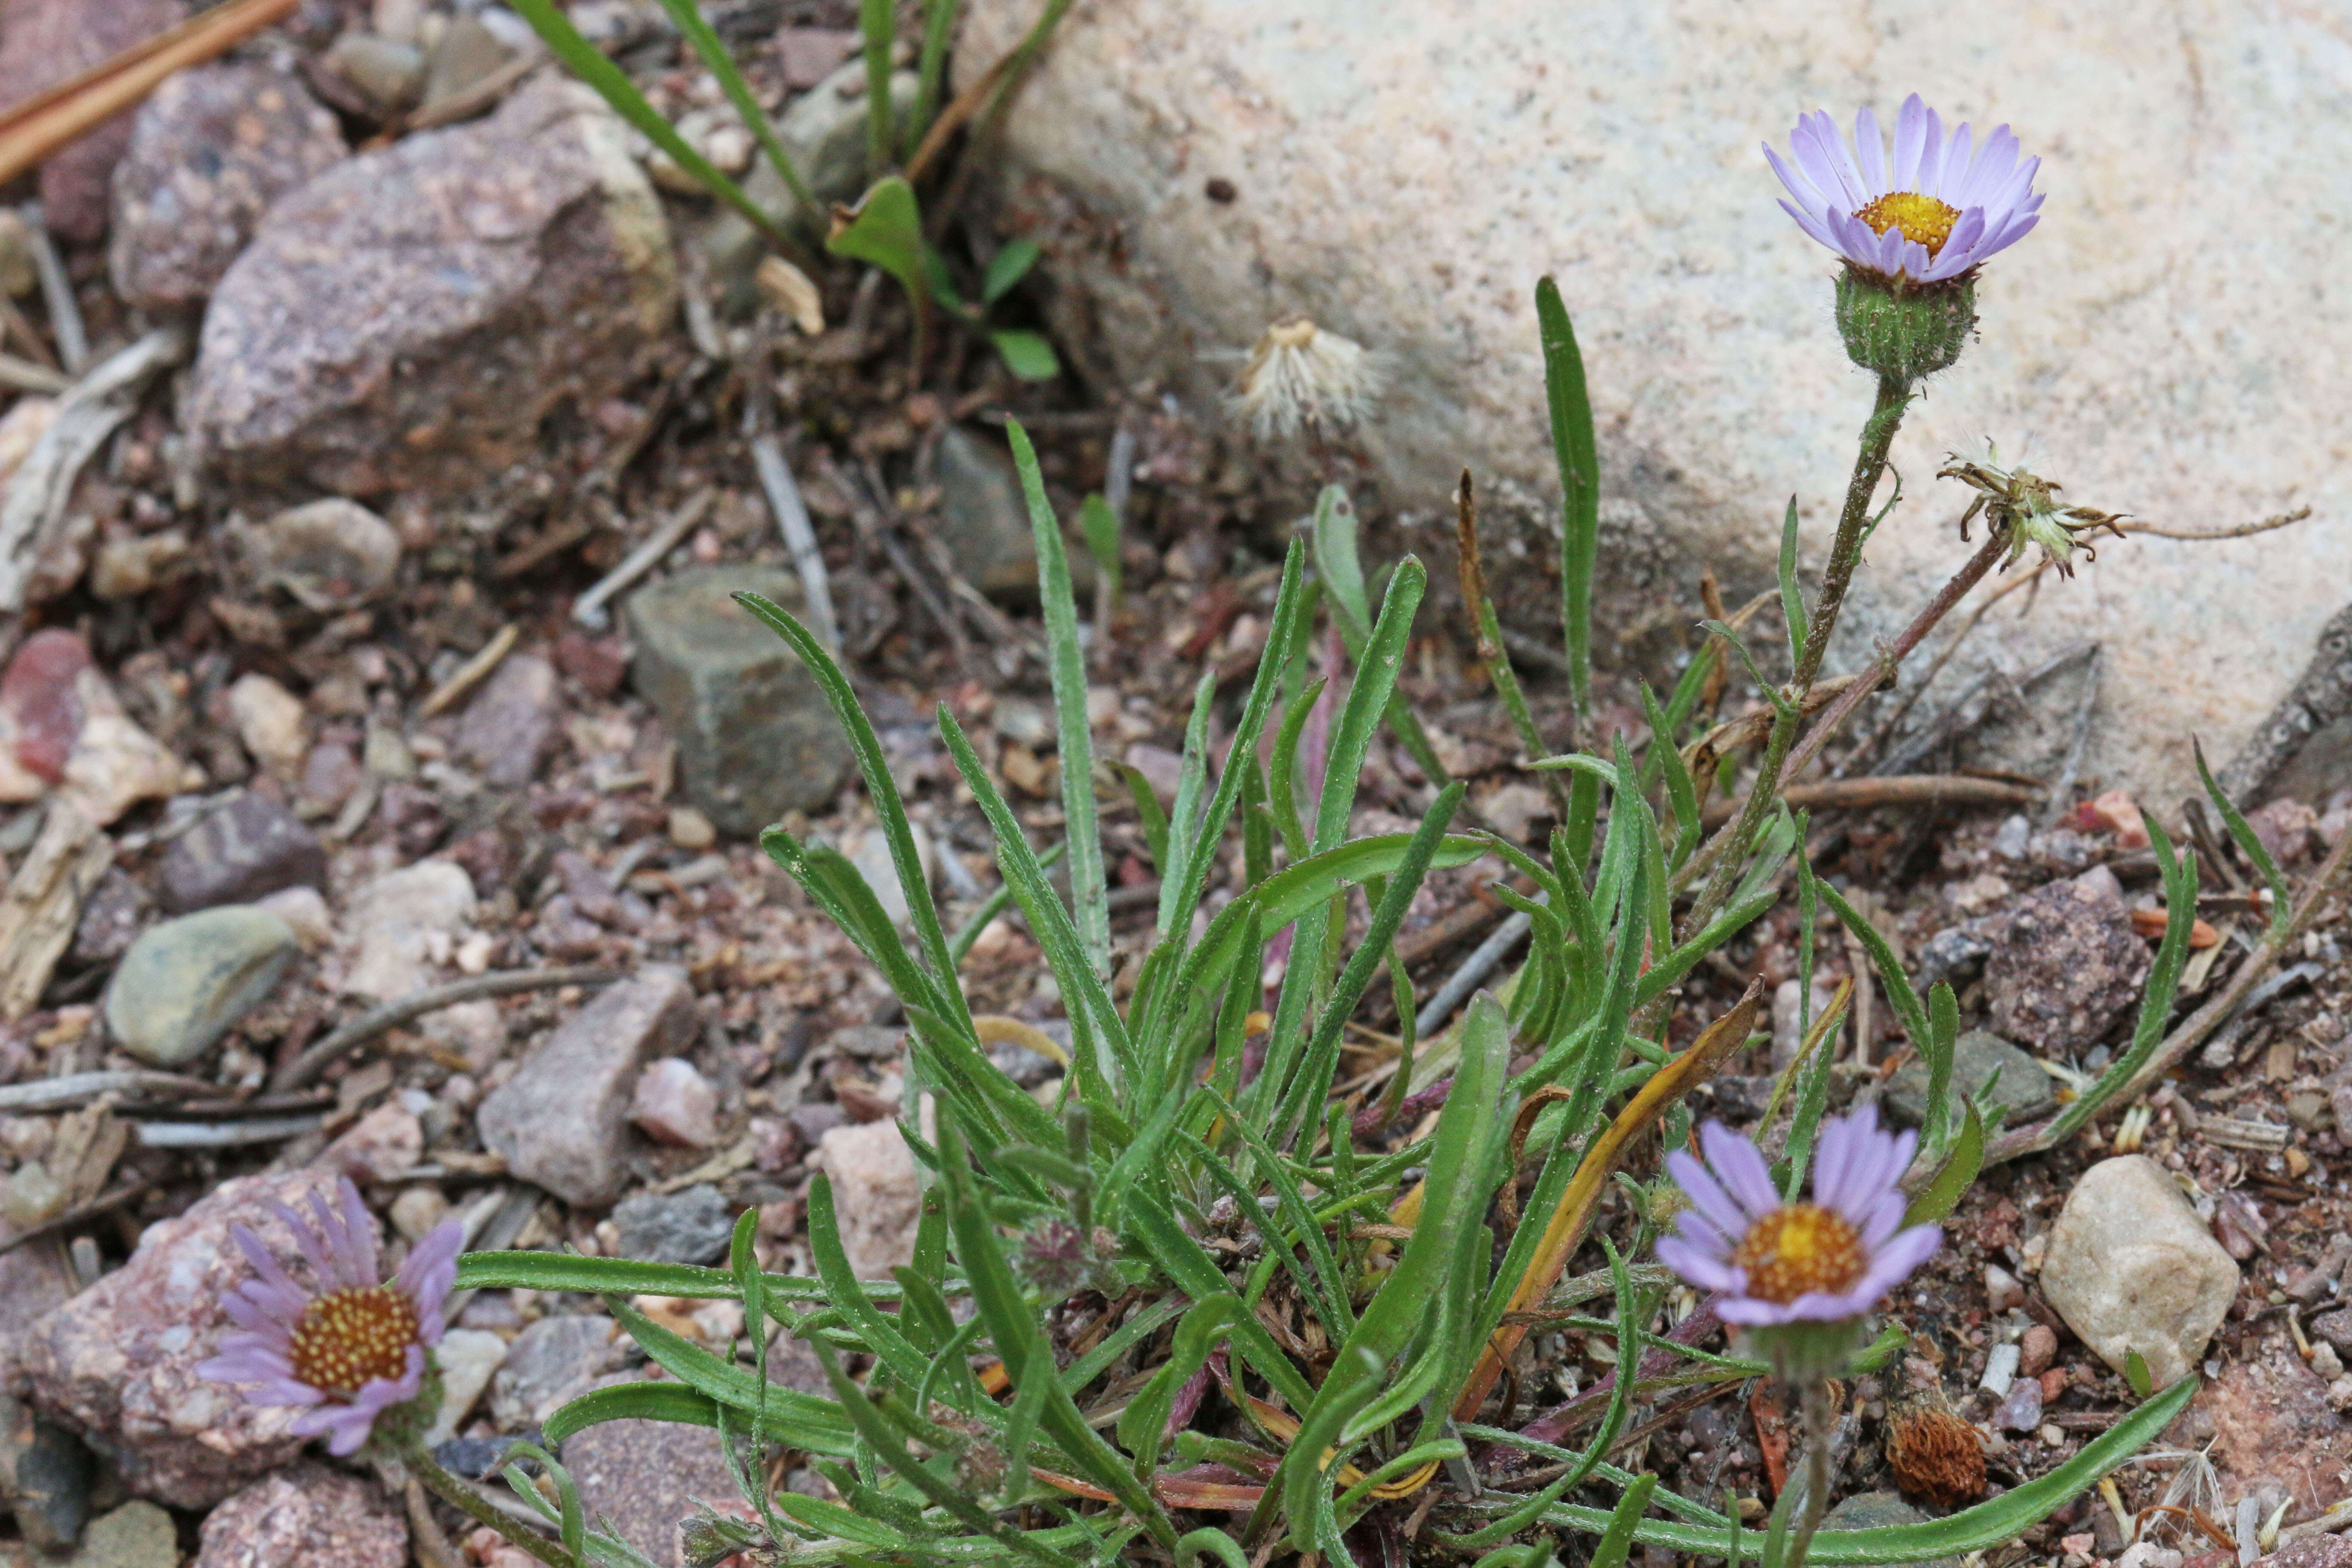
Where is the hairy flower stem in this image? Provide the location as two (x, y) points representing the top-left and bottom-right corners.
(1782, 1379), (1839, 1568)
(401, 1437), (576, 1568)
(1682, 374), (1911, 937)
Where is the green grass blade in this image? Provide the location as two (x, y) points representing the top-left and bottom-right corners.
(1536, 277), (1599, 717)
(858, 0), (894, 175)
(510, 0), (792, 249)
(910, 0), (960, 154)
(650, 0), (816, 213)
(544, 1381), (723, 1444)
(456, 1252), (848, 1303)
(1158, 671), (1216, 937)
(807, 1176), (934, 1390)
(1007, 419), (1109, 979)
(1079, 491), (1121, 603)
(2196, 738), (2288, 937)
(1641, 683), (1701, 869)
(1905, 1100), (1984, 1227)
(735, 590), (967, 1032)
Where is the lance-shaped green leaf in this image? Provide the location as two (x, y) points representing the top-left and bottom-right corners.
(826, 176), (925, 299)
(1537, 277), (1599, 717)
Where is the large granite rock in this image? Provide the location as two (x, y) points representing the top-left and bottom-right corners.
(626, 567), (853, 836)
(959, 0), (2352, 798)
(18, 1169), (344, 1508)
(107, 63), (346, 311)
(188, 77), (677, 495)
(477, 966), (698, 1207)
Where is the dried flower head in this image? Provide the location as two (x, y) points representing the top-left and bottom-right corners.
(196, 1177), (462, 1455)
(1657, 1106), (1940, 1376)
(1884, 1384), (1989, 1508)
(1941, 444), (2128, 577)
(1767, 95), (2043, 289)
(1231, 318), (1381, 441)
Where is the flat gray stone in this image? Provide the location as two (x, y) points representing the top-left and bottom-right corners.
(102, 906), (297, 1067)
(476, 966), (698, 1207)
(611, 1184), (734, 1266)
(1886, 1029), (2054, 1129)
(626, 566), (852, 836)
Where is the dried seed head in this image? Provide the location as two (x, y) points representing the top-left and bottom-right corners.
(1940, 443), (2128, 577)
(1885, 1385), (1988, 1509)
(1231, 317), (1382, 442)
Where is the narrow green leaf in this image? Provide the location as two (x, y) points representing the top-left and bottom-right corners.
(2125, 1349), (2153, 1400)
(1536, 277), (1599, 717)
(544, 1381), (723, 1445)
(1158, 672), (1217, 938)
(1078, 492), (1121, 603)
(1007, 419), (1108, 980)
(858, 0), (893, 174)
(1591, 1472), (1662, 1568)
(1904, 1101), (1984, 1227)
(1641, 682), (1701, 868)
(457, 1250), (843, 1304)
(1777, 496), (1807, 672)
(909, 0), (960, 155)
(2196, 738), (2288, 937)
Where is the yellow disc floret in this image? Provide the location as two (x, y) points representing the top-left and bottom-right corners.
(287, 1286), (420, 1395)
(1732, 1204), (1865, 1304)
(1852, 191), (1961, 256)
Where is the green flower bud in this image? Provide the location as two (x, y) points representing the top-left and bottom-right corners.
(1834, 269), (1977, 385)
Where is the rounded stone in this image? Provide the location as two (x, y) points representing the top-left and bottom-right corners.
(2039, 1154), (2239, 1391)
(103, 906), (299, 1067)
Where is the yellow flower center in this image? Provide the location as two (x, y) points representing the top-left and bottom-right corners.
(287, 1286), (419, 1396)
(1731, 1204), (1866, 1304)
(1853, 191), (1962, 256)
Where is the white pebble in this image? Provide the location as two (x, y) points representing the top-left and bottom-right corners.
(1980, 1340), (2022, 1393)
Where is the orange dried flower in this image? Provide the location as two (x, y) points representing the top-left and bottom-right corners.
(1885, 1390), (1986, 1509)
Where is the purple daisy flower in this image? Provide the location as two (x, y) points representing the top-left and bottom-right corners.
(195, 1176), (464, 1456)
(1765, 94), (2043, 286)
(1658, 1105), (1940, 1329)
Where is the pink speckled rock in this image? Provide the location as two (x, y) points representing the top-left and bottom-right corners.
(630, 1057), (720, 1148)
(17, 1168), (351, 1507)
(194, 1461), (407, 1568)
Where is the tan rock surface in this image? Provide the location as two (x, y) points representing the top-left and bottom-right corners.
(960, 0), (2352, 796)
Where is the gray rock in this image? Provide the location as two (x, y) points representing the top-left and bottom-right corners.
(489, 1314), (615, 1430)
(57, 1500), (175, 1568)
(421, 15), (515, 111)
(1982, 867), (2150, 1054)
(19, 1170), (344, 1507)
(239, 498), (401, 612)
(476, 966), (698, 1207)
(2272, 714), (2352, 809)
(188, 77), (677, 495)
(2311, 1307), (2352, 1357)
(103, 906), (297, 1067)
(933, 424), (1040, 599)
(2040, 1154), (2239, 1390)
(0, 1390), (93, 1552)
(456, 651), (559, 788)
(1886, 1030), (2054, 1129)
(626, 566), (853, 836)
(107, 63), (345, 312)
(1819, 1491), (1960, 1568)
(321, 33), (426, 115)
(157, 789), (327, 913)
(1913, 920), (1995, 990)
(192, 1462), (406, 1568)
(611, 1184), (734, 1266)
(423, 1328), (507, 1446)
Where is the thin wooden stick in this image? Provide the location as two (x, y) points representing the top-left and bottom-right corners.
(273, 966), (616, 1092)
